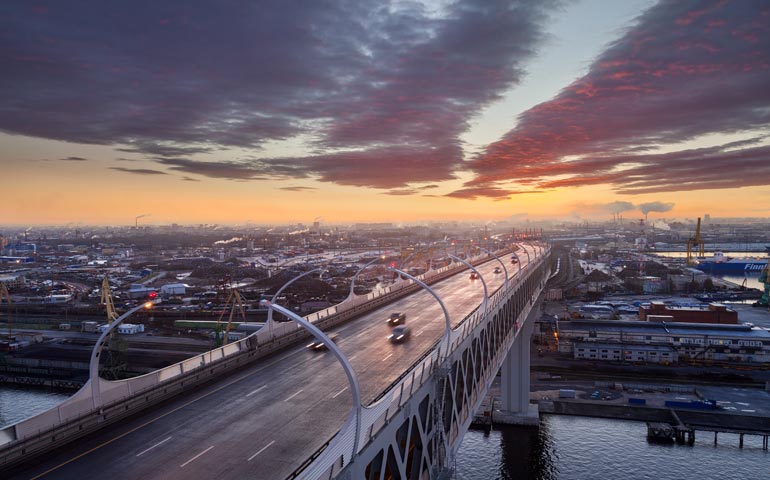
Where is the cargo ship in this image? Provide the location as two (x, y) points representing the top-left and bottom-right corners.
(695, 251), (768, 273)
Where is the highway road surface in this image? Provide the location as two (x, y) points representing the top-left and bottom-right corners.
(6, 248), (534, 480)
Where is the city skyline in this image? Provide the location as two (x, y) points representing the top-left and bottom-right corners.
(2, 0), (769, 225)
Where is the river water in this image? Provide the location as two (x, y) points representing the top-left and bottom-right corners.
(0, 386), (70, 428)
(3, 388), (768, 478)
(455, 415), (768, 479)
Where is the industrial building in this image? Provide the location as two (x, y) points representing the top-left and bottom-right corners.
(639, 301), (738, 324)
(557, 319), (770, 364)
(97, 323), (145, 335)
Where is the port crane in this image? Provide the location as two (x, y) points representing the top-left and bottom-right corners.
(215, 287), (247, 346)
(686, 217), (705, 266)
(100, 276), (119, 323)
(99, 276), (128, 379)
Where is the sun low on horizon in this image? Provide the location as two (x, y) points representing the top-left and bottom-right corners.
(2, 0), (769, 227)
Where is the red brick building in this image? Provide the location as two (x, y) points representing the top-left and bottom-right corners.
(639, 301), (737, 324)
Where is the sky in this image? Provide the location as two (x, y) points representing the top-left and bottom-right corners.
(1, 0), (769, 226)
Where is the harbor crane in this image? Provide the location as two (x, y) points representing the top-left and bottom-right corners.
(686, 217), (705, 266)
(99, 276), (128, 379)
(100, 276), (119, 323)
(215, 287), (247, 346)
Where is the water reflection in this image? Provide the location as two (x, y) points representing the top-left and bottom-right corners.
(456, 415), (768, 480)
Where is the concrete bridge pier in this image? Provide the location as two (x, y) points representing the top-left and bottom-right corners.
(496, 318), (539, 426)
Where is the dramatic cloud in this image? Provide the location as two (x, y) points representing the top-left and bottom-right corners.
(466, 0), (770, 196)
(445, 186), (540, 200)
(638, 201), (675, 215)
(382, 189), (417, 196)
(109, 167), (168, 175)
(0, 0), (557, 189)
(154, 158), (266, 181)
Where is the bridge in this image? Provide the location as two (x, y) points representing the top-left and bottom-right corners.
(1, 242), (551, 479)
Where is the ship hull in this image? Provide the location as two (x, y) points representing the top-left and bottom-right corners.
(696, 261), (767, 273)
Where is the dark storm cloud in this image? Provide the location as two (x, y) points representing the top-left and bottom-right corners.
(0, 0), (558, 189)
(109, 166), (168, 175)
(467, 0), (770, 195)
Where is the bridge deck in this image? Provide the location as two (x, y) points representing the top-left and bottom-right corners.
(6, 250), (532, 480)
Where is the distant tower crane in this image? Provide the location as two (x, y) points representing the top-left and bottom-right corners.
(686, 217), (705, 266)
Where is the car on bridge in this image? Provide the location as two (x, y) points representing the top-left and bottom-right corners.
(469, 272), (479, 280)
(511, 257), (518, 264)
(307, 333), (339, 351)
(387, 312), (406, 325)
(388, 325), (411, 343)
(493, 267), (501, 274)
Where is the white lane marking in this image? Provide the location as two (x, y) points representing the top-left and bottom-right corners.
(248, 440), (275, 461)
(348, 354), (357, 361)
(381, 353), (393, 362)
(180, 445), (214, 467)
(332, 386), (348, 398)
(285, 389), (304, 402)
(136, 436), (172, 457)
(246, 385), (267, 397)
(741, 409), (756, 413)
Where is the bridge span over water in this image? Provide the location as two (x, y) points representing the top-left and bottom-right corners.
(1, 243), (551, 479)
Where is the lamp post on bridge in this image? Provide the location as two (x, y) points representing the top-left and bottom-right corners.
(259, 300), (363, 458)
(266, 267), (327, 329)
(477, 247), (509, 290)
(387, 267), (452, 358)
(448, 255), (489, 313)
(518, 244), (530, 264)
(88, 299), (161, 409)
(347, 255), (387, 301)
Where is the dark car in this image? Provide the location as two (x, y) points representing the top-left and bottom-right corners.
(387, 312), (406, 326)
(307, 333), (339, 351)
(511, 257), (519, 264)
(469, 272), (479, 280)
(493, 267), (502, 274)
(389, 326), (411, 343)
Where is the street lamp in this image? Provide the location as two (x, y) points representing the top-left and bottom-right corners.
(448, 255), (489, 313)
(89, 299), (160, 408)
(260, 300), (363, 456)
(387, 267), (452, 357)
(477, 247), (509, 289)
(518, 244), (530, 264)
(347, 255), (386, 301)
(267, 268), (326, 327)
